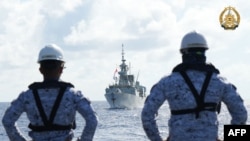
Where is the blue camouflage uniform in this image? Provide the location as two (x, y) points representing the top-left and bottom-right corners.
(2, 81), (98, 141)
(141, 64), (248, 141)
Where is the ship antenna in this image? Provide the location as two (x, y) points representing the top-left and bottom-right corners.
(136, 70), (140, 82)
(122, 44), (125, 63)
(129, 62), (131, 74)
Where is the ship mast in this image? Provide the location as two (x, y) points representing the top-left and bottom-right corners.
(118, 44), (130, 86)
(121, 44), (126, 67)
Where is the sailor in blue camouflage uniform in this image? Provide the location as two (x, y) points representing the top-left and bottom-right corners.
(2, 44), (98, 141)
(141, 31), (248, 141)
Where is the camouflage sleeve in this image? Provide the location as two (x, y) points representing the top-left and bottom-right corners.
(74, 91), (98, 141)
(222, 84), (248, 125)
(141, 83), (167, 141)
(2, 92), (29, 141)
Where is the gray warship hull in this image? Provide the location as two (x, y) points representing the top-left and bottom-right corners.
(105, 92), (146, 109)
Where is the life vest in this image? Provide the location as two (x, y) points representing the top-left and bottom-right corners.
(171, 63), (221, 118)
(28, 81), (76, 132)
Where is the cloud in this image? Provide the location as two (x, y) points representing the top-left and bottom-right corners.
(1, 0), (250, 102)
(0, 0), (44, 67)
(40, 0), (84, 18)
(64, 0), (178, 50)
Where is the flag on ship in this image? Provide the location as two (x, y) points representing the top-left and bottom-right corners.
(113, 68), (118, 81)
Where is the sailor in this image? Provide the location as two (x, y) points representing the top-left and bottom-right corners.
(141, 31), (248, 141)
(2, 44), (98, 141)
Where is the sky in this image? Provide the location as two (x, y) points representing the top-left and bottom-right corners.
(1, 0), (250, 102)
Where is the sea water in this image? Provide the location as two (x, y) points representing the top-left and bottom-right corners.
(0, 101), (249, 141)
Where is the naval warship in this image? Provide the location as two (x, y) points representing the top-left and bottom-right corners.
(104, 46), (147, 109)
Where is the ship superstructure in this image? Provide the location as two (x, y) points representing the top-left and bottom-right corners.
(105, 46), (147, 109)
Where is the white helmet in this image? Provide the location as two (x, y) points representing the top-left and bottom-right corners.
(180, 31), (208, 51)
(38, 44), (64, 63)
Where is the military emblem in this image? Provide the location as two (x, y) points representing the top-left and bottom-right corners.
(219, 6), (240, 30)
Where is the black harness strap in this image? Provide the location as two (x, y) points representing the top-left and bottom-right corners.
(171, 71), (216, 118)
(171, 103), (217, 115)
(32, 88), (50, 126)
(49, 86), (67, 124)
(28, 81), (76, 132)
